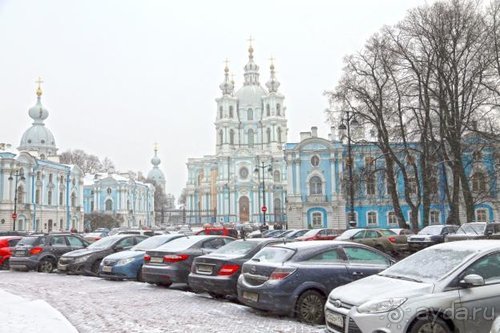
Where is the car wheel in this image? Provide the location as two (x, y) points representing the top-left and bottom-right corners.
(38, 258), (55, 273)
(156, 282), (172, 288)
(409, 316), (452, 333)
(91, 259), (102, 275)
(296, 290), (326, 325)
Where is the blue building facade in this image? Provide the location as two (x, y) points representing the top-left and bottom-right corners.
(284, 127), (499, 230)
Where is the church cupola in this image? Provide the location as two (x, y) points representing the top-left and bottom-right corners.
(219, 60), (234, 96)
(266, 59), (280, 93)
(147, 143), (166, 190)
(243, 41), (260, 86)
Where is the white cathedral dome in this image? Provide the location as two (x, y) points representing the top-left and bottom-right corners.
(235, 85), (267, 106)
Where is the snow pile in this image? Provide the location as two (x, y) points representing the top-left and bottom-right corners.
(0, 289), (77, 333)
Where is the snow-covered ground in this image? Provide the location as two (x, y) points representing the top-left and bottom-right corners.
(0, 271), (325, 333)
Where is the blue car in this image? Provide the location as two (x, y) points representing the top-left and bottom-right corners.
(99, 234), (185, 281)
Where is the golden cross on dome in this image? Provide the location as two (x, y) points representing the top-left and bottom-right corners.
(35, 77), (44, 96)
(247, 35), (254, 47)
(154, 142), (159, 151)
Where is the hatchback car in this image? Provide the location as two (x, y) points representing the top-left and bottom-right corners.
(407, 224), (459, 251)
(0, 236), (22, 269)
(58, 234), (147, 275)
(99, 234), (185, 281)
(10, 233), (89, 273)
(237, 240), (394, 325)
(142, 235), (235, 287)
(296, 228), (339, 241)
(325, 240), (500, 333)
(189, 238), (283, 298)
(338, 228), (408, 256)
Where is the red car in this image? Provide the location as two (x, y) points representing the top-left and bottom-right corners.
(296, 228), (340, 241)
(0, 236), (22, 269)
(196, 226), (238, 238)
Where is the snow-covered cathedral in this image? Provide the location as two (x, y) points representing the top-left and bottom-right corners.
(182, 44), (288, 225)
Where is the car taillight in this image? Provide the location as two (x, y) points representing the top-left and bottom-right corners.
(29, 247), (43, 255)
(388, 236), (397, 243)
(144, 254), (151, 263)
(217, 264), (240, 276)
(269, 267), (296, 280)
(163, 254), (189, 263)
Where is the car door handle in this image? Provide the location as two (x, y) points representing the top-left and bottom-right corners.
(352, 272), (364, 277)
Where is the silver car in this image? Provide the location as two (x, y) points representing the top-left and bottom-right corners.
(492, 316), (500, 333)
(325, 240), (500, 333)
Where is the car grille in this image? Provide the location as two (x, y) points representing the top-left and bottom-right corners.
(347, 318), (362, 333)
(102, 259), (118, 266)
(59, 257), (75, 265)
(326, 311), (361, 333)
(409, 237), (424, 241)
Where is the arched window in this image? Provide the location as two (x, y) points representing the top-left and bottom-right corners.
(472, 171), (487, 192)
(59, 191), (63, 205)
(219, 130), (223, 145)
(476, 209), (488, 222)
(107, 187), (112, 195)
(219, 106), (223, 118)
(105, 199), (113, 211)
(71, 193), (76, 207)
(229, 106), (234, 118)
(266, 128), (271, 143)
(277, 103), (281, 115)
(266, 104), (270, 116)
(247, 108), (253, 120)
(230, 129), (235, 144)
(277, 127), (282, 143)
(273, 170), (280, 182)
(311, 155), (320, 167)
(312, 212), (322, 228)
(17, 185), (24, 204)
(48, 190), (52, 205)
(309, 176), (322, 195)
(248, 129), (254, 147)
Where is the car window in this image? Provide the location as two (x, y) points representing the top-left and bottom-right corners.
(365, 230), (380, 238)
(134, 236), (148, 244)
(352, 230), (365, 240)
(462, 252), (500, 284)
(318, 230), (326, 236)
(17, 236), (42, 246)
(51, 236), (67, 247)
(202, 238), (226, 249)
(213, 240), (259, 255)
(252, 247), (295, 263)
(66, 236), (85, 247)
(8, 239), (20, 247)
(343, 246), (389, 265)
(304, 249), (344, 264)
(116, 237), (135, 249)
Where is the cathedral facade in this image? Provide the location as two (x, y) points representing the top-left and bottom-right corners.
(182, 45), (288, 226)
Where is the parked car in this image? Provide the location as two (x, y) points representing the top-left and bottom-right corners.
(58, 234), (147, 275)
(189, 238), (284, 298)
(0, 236), (22, 269)
(10, 233), (89, 273)
(0, 231), (28, 237)
(325, 240), (500, 333)
(491, 316), (500, 333)
(237, 240), (394, 325)
(83, 231), (108, 243)
(282, 229), (310, 240)
(337, 228), (408, 256)
(99, 234), (185, 281)
(117, 229), (155, 237)
(195, 226), (238, 238)
(142, 235), (235, 287)
(445, 222), (500, 242)
(296, 228), (339, 241)
(390, 228), (414, 236)
(407, 224), (459, 251)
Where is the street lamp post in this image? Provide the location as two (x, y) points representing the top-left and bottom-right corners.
(338, 111), (359, 228)
(255, 161), (272, 227)
(8, 169), (25, 231)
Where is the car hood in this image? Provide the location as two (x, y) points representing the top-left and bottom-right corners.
(329, 274), (434, 306)
(63, 248), (103, 257)
(104, 250), (143, 260)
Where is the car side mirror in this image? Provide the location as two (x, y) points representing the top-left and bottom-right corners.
(459, 274), (485, 288)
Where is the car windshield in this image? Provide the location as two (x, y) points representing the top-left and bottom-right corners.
(17, 236), (41, 246)
(456, 223), (486, 235)
(417, 225), (443, 236)
(132, 235), (181, 251)
(251, 246), (295, 263)
(88, 236), (119, 250)
(336, 229), (361, 240)
(379, 229), (396, 236)
(213, 240), (260, 255)
(380, 247), (477, 282)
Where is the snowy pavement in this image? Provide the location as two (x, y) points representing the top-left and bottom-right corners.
(0, 271), (325, 333)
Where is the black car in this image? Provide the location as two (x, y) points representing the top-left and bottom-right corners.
(58, 234), (147, 275)
(407, 224), (459, 251)
(237, 240), (394, 325)
(10, 233), (89, 273)
(188, 238), (284, 298)
(142, 235), (235, 287)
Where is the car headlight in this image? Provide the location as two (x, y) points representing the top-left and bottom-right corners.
(74, 255), (92, 264)
(357, 298), (407, 314)
(117, 258), (134, 266)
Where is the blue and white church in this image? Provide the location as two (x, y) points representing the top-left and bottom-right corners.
(182, 45), (288, 225)
(0, 82), (84, 232)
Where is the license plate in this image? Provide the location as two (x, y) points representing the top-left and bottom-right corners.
(16, 251), (25, 257)
(326, 311), (344, 328)
(102, 266), (112, 273)
(242, 291), (258, 302)
(196, 264), (213, 275)
(150, 257), (163, 264)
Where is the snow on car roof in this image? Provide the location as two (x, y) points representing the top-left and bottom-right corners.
(431, 239), (500, 251)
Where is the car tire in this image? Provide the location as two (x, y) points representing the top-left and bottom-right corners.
(409, 316), (452, 333)
(91, 259), (102, 275)
(156, 282), (172, 288)
(38, 258), (55, 273)
(296, 290), (326, 325)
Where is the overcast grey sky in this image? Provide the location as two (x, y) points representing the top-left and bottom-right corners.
(0, 0), (431, 201)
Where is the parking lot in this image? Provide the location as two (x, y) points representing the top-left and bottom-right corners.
(0, 271), (325, 333)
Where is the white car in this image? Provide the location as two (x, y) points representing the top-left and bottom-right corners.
(325, 240), (500, 333)
(492, 317), (500, 333)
